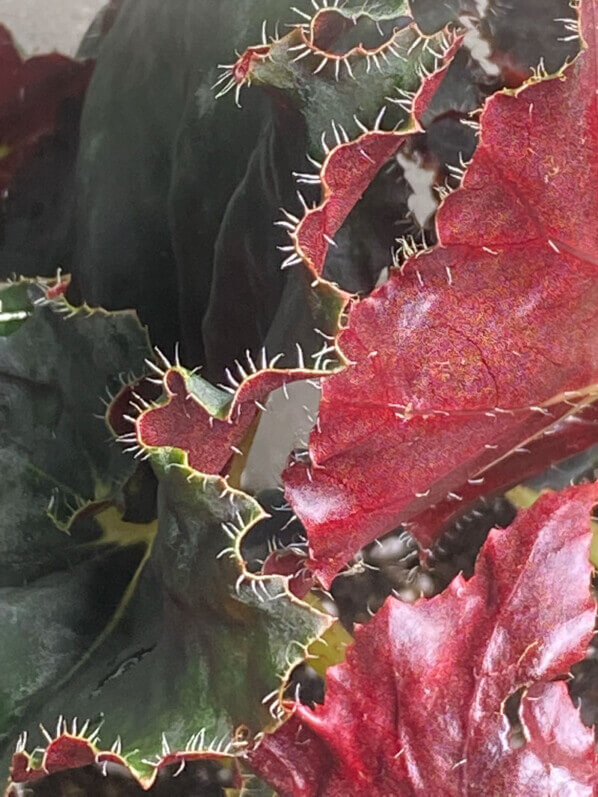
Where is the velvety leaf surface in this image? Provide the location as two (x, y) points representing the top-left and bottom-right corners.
(285, 0), (598, 584)
(0, 281), (157, 757)
(248, 485), (598, 795)
(0, 281), (152, 584)
(200, 108), (313, 380)
(5, 452), (330, 785)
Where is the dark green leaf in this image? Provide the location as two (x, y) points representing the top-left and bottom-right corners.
(0, 281), (152, 585)
(3, 452), (329, 782)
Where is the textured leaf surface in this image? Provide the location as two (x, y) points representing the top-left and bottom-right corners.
(136, 20), (474, 481)
(226, 7), (432, 150)
(248, 485), (598, 795)
(6, 453), (329, 785)
(285, 0), (598, 584)
(0, 281), (152, 583)
(136, 365), (316, 476)
(0, 281), (154, 750)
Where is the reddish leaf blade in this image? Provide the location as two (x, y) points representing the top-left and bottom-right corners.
(287, 31), (462, 281)
(44, 737), (96, 775)
(248, 485), (598, 795)
(136, 367), (313, 475)
(483, 681), (596, 794)
(293, 131), (406, 278)
(286, 1), (598, 585)
(0, 26), (94, 192)
(12, 736), (104, 785)
(11, 730), (243, 790)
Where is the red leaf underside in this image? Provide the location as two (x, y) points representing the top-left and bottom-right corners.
(412, 400), (598, 550)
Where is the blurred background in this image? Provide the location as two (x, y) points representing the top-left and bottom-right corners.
(0, 0), (104, 53)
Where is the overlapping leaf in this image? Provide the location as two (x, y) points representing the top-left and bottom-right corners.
(0, 298), (152, 576)
(3, 3), (597, 794)
(136, 364), (317, 477)
(284, 0), (598, 585)
(0, 280), (152, 582)
(201, 0), (578, 378)
(135, 10), (475, 485)
(69, 0), (317, 369)
(219, 4), (435, 149)
(203, 3), (446, 379)
(0, 280), (157, 757)
(5, 451), (330, 787)
(0, 274), (327, 794)
(132, 2), (595, 592)
(248, 485), (598, 795)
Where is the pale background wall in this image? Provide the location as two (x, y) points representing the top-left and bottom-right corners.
(0, 0), (106, 54)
